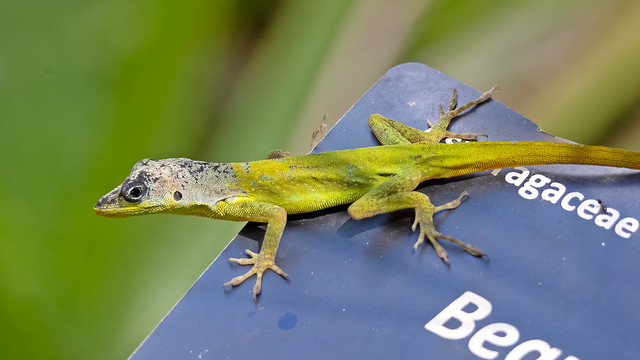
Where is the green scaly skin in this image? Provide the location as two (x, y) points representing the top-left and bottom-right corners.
(95, 87), (640, 301)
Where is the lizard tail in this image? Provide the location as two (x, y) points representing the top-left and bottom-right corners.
(428, 141), (640, 179)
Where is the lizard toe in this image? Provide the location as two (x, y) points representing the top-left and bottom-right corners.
(224, 267), (258, 288)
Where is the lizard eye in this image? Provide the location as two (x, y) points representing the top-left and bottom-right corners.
(121, 181), (147, 203)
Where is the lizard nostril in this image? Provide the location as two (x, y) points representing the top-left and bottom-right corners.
(173, 191), (183, 201)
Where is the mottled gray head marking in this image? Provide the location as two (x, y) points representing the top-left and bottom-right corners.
(94, 158), (173, 217)
(95, 157), (242, 218)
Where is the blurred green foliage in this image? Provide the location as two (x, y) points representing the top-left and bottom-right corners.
(1, 0), (638, 358)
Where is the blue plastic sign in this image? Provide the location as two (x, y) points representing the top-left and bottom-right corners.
(130, 63), (640, 360)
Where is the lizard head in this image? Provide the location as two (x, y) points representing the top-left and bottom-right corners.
(94, 158), (191, 217)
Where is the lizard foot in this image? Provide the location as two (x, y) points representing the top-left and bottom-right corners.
(224, 249), (288, 301)
(423, 86), (497, 143)
(411, 192), (483, 263)
(443, 130), (488, 142)
(425, 119), (487, 142)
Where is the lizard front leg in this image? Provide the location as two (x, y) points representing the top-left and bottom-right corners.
(213, 198), (289, 301)
(347, 170), (482, 263)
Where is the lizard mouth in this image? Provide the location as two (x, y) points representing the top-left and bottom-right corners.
(94, 195), (165, 217)
(94, 204), (142, 217)
(94, 202), (167, 217)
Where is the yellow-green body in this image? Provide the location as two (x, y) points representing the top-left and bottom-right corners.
(95, 87), (640, 300)
(211, 141), (639, 215)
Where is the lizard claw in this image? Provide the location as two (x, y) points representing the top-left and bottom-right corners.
(413, 223), (482, 262)
(412, 226), (451, 263)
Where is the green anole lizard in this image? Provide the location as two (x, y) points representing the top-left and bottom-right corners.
(95, 86), (640, 300)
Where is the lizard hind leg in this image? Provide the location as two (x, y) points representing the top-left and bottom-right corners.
(347, 174), (483, 263)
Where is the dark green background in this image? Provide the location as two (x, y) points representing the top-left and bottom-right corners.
(1, 1), (638, 359)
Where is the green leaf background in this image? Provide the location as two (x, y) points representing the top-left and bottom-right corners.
(1, 0), (638, 358)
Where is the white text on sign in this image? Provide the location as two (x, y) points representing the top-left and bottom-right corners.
(425, 291), (579, 360)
